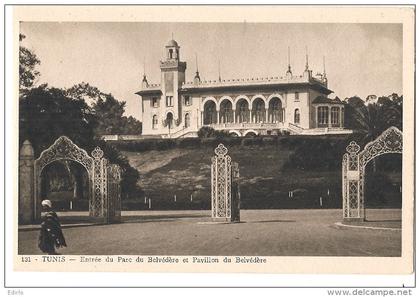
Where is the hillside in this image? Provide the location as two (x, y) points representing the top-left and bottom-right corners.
(122, 145), (344, 210)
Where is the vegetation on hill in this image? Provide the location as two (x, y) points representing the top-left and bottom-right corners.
(121, 138), (401, 210)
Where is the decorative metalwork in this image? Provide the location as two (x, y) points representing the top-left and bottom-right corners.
(342, 153), (348, 218)
(34, 136), (94, 221)
(91, 147), (105, 217)
(359, 126), (402, 167)
(215, 143), (228, 156)
(346, 141), (360, 154)
(342, 127), (402, 221)
(35, 136), (93, 172)
(33, 136), (121, 223)
(348, 181), (359, 217)
(92, 146), (104, 159)
(107, 164), (122, 221)
(346, 141), (360, 171)
(211, 144), (240, 222)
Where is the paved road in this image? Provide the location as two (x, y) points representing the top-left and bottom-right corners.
(18, 209), (401, 256)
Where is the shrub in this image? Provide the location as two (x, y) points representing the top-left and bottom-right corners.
(197, 126), (216, 138)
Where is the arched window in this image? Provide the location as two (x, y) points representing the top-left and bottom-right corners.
(166, 112), (174, 129)
(237, 100), (249, 123)
(268, 98), (282, 123)
(169, 49), (173, 59)
(294, 109), (300, 125)
(184, 113), (190, 128)
(152, 115), (158, 129)
(220, 100), (233, 123)
(252, 98), (266, 123)
(203, 101), (217, 125)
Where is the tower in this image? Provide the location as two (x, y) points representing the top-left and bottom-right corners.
(160, 39), (187, 124)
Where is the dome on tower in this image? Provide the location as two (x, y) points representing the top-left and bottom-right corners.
(166, 39), (179, 47)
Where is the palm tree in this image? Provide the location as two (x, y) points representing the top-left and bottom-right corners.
(345, 95), (402, 141)
(345, 95), (402, 171)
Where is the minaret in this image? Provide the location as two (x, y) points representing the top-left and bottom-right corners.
(160, 38), (186, 124)
(194, 53), (201, 85)
(286, 46), (292, 79)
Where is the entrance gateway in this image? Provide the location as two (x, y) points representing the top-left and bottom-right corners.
(342, 127), (402, 222)
(211, 143), (240, 222)
(19, 136), (121, 224)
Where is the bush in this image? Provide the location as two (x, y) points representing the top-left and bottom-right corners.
(197, 126), (216, 138)
(197, 126), (230, 139)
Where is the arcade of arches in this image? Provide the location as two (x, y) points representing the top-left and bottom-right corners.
(203, 96), (285, 125)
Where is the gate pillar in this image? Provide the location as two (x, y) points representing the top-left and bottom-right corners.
(211, 144), (240, 222)
(19, 140), (34, 224)
(342, 141), (363, 222)
(91, 147), (107, 219)
(106, 164), (122, 223)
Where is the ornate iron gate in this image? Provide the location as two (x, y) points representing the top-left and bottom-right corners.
(32, 136), (121, 223)
(211, 143), (240, 222)
(342, 127), (402, 221)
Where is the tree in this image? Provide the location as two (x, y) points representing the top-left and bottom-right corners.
(19, 85), (141, 200)
(19, 85), (97, 155)
(19, 34), (40, 94)
(345, 94), (402, 172)
(65, 82), (106, 105)
(66, 82), (142, 135)
(345, 95), (402, 142)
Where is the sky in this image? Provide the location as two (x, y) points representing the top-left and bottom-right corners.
(20, 22), (402, 121)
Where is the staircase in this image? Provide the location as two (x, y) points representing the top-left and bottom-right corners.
(287, 123), (304, 134)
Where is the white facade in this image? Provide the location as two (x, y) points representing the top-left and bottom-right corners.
(137, 40), (351, 138)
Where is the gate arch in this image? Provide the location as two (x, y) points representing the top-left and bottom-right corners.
(33, 136), (121, 223)
(342, 127), (402, 221)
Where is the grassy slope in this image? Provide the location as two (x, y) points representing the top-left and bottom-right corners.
(122, 145), (344, 210)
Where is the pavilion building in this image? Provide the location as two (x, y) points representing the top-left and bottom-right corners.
(136, 39), (352, 138)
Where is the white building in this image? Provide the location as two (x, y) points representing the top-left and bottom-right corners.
(136, 39), (352, 138)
